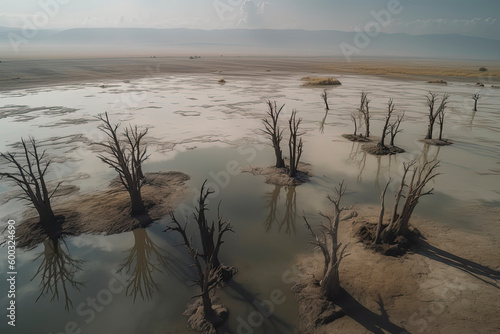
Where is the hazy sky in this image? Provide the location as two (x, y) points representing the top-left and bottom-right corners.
(1, 0), (499, 39)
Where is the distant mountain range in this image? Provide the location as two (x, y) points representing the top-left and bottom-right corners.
(1, 27), (499, 60)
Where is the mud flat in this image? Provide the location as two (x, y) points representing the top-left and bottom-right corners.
(1, 56), (499, 91)
(292, 204), (500, 333)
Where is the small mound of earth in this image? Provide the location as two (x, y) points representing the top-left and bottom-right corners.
(292, 280), (346, 333)
(427, 80), (447, 84)
(361, 143), (405, 155)
(15, 172), (190, 249)
(352, 220), (419, 256)
(184, 297), (228, 334)
(341, 134), (370, 142)
(243, 163), (311, 186)
(301, 76), (341, 86)
(421, 138), (453, 146)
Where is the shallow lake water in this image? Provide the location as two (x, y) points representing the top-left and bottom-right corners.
(0, 71), (499, 333)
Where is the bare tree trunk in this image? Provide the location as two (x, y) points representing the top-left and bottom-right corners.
(194, 183), (223, 270)
(274, 145), (285, 169)
(374, 181), (391, 244)
(201, 289), (216, 321)
(359, 92), (371, 138)
(389, 113), (404, 146)
(262, 101), (286, 168)
(167, 184), (233, 326)
(351, 113), (358, 136)
(320, 254), (341, 299)
(389, 134), (395, 146)
(426, 123), (434, 140)
(303, 182), (351, 301)
(438, 113), (445, 141)
(201, 263), (219, 323)
(288, 110), (303, 178)
(129, 190), (145, 216)
(321, 89), (330, 110)
(96, 113), (149, 216)
(379, 99), (394, 147)
(380, 160), (440, 243)
(472, 93), (480, 112)
(437, 95), (449, 141)
(425, 93), (448, 141)
(425, 92), (438, 140)
(0, 137), (63, 239)
(37, 206), (60, 237)
(365, 115), (370, 138)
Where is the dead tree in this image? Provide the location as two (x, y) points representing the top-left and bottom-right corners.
(425, 93), (448, 140)
(32, 238), (85, 311)
(262, 101), (286, 168)
(191, 181), (234, 280)
(389, 112), (404, 146)
(374, 180), (391, 244)
(425, 92), (438, 139)
(96, 112), (149, 216)
(168, 220), (225, 326)
(378, 99), (395, 147)
(350, 113), (358, 136)
(359, 92), (371, 138)
(377, 160), (440, 243)
(472, 93), (480, 112)
(321, 89), (330, 110)
(167, 182), (234, 326)
(288, 110), (304, 178)
(0, 137), (62, 239)
(437, 96), (449, 141)
(303, 181), (351, 300)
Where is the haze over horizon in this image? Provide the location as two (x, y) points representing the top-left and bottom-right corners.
(0, 0), (499, 40)
(1, 0), (499, 60)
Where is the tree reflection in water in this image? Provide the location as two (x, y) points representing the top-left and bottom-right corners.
(348, 142), (367, 183)
(421, 143), (441, 165)
(319, 108), (329, 134)
(263, 185), (297, 235)
(117, 227), (170, 302)
(31, 237), (85, 311)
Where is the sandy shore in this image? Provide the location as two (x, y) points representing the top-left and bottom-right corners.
(1, 56), (499, 92)
(293, 204), (500, 334)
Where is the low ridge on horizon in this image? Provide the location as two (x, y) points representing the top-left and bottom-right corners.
(2, 27), (499, 60)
